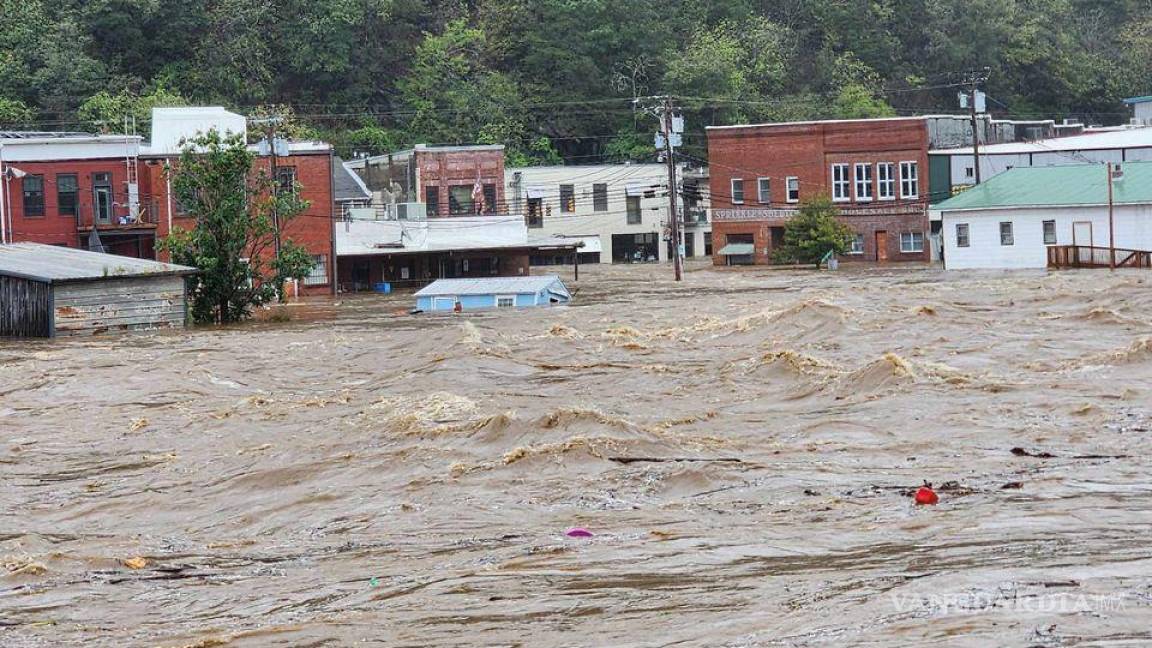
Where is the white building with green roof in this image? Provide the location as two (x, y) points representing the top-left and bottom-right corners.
(936, 161), (1152, 270)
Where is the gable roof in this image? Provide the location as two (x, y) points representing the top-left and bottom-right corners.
(414, 275), (569, 298)
(334, 157), (372, 202)
(0, 243), (197, 284)
(935, 161), (1152, 212)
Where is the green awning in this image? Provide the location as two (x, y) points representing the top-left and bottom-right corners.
(717, 243), (755, 256)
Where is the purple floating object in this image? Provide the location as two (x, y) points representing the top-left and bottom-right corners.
(566, 527), (594, 538)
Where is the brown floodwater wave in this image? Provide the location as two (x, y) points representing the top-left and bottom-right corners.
(3, 262), (1152, 647)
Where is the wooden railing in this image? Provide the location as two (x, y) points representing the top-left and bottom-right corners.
(1048, 245), (1152, 269)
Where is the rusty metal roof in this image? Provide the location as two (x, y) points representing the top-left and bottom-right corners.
(0, 243), (197, 284)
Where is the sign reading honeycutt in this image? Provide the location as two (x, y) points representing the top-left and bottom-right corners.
(714, 203), (927, 221)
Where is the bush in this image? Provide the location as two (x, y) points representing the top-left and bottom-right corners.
(773, 196), (853, 265)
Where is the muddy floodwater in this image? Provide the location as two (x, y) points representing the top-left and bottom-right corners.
(3, 261), (1152, 647)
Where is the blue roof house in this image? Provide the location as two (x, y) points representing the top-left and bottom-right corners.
(414, 275), (571, 312)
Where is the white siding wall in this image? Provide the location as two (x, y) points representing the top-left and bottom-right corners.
(506, 164), (705, 262)
(943, 204), (1152, 269)
(948, 149), (1152, 188)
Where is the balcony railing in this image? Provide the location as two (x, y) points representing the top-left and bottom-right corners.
(76, 200), (160, 230)
(683, 207), (709, 226)
(1048, 245), (1152, 269)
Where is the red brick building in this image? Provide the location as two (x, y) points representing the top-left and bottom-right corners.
(1, 125), (337, 296)
(707, 117), (930, 265)
(346, 144), (507, 217)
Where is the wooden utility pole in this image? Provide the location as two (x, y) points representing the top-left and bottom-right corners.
(966, 71), (989, 186)
(662, 96), (683, 282)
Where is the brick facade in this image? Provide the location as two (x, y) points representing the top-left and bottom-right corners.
(707, 118), (931, 265)
(415, 148), (506, 216)
(5, 147), (336, 296)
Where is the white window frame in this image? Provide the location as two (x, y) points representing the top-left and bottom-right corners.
(900, 161), (919, 199)
(1000, 222), (1014, 246)
(757, 177), (771, 204)
(786, 176), (799, 203)
(854, 163), (873, 202)
(956, 223), (970, 248)
(877, 163), (895, 200)
(304, 254), (328, 286)
(495, 295), (516, 309)
(849, 234), (865, 255)
(900, 232), (924, 253)
(1042, 220), (1057, 245)
(730, 178), (745, 204)
(831, 164), (850, 202)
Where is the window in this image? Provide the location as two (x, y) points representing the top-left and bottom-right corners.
(877, 163), (895, 200)
(22, 175), (44, 217)
(1000, 222), (1014, 246)
(496, 296), (516, 309)
(483, 184), (497, 214)
(425, 186), (440, 216)
(786, 177), (799, 203)
(730, 178), (745, 204)
(593, 183), (608, 212)
(1043, 220), (1056, 245)
(831, 164), (850, 202)
(704, 231), (713, 256)
(757, 177), (771, 204)
(849, 234), (865, 255)
(956, 223), (970, 247)
(965, 167), (974, 179)
(276, 166), (297, 194)
(527, 198), (543, 228)
(854, 163), (873, 202)
(900, 232), (924, 253)
(448, 185), (475, 215)
(559, 184), (575, 213)
(900, 161), (919, 199)
(626, 196), (642, 225)
(57, 174), (78, 217)
(304, 254), (328, 286)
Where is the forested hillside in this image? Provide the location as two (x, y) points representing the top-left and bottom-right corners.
(2, 0), (1149, 162)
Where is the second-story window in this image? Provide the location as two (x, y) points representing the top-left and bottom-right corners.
(786, 177), (800, 203)
(22, 175), (45, 217)
(593, 183), (608, 212)
(877, 163), (895, 200)
(757, 177), (771, 203)
(626, 196), (642, 224)
(900, 161), (920, 199)
(425, 185), (440, 216)
(730, 178), (745, 204)
(527, 197), (543, 228)
(57, 174), (78, 217)
(831, 164), (850, 202)
(483, 184), (497, 214)
(559, 184), (575, 213)
(448, 185), (474, 215)
(854, 163), (873, 202)
(276, 166), (297, 194)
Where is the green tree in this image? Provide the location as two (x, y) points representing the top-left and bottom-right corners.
(158, 130), (314, 324)
(0, 97), (34, 127)
(77, 86), (188, 133)
(774, 196), (854, 265)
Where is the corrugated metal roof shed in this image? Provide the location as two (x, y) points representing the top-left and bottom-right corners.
(935, 161), (1152, 212)
(414, 275), (569, 298)
(0, 243), (197, 284)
